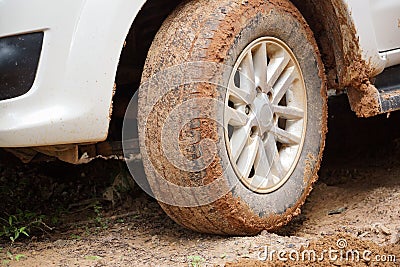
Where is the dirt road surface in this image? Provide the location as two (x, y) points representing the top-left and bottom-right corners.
(1, 95), (399, 266)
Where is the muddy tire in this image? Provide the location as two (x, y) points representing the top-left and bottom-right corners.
(138, 0), (327, 235)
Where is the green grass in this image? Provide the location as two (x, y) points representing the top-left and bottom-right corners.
(85, 255), (102, 261)
(187, 255), (205, 267)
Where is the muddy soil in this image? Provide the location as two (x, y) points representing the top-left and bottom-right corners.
(0, 95), (399, 266)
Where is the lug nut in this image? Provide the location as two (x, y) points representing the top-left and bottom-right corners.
(245, 106), (250, 115)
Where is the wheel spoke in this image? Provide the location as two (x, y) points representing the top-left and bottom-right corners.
(270, 174), (281, 185)
(240, 51), (256, 90)
(252, 173), (280, 188)
(228, 81), (255, 104)
(254, 136), (271, 177)
(230, 124), (252, 161)
(253, 42), (268, 90)
(273, 105), (304, 120)
(271, 126), (301, 145)
(236, 137), (258, 178)
(267, 53), (290, 91)
(226, 106), (248, 127)
(264, 134), (286, 177)
(251, 137), (272, 188)
(271, 66), (296, 105)
(251, 175), (266, 188)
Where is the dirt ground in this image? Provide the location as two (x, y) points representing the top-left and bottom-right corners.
(0, 95), (399, 266)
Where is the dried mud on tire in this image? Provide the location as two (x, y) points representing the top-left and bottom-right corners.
(138, 0), (327, 235)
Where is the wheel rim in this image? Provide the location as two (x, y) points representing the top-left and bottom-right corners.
(224, 37), (307, 194)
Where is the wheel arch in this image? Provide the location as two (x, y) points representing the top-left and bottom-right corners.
(290, 0), (358, 89)
(292, 0), (387, 90)
(109, 0), (184, 140)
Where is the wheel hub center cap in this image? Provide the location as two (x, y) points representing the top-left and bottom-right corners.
(252, 93), (273, 135)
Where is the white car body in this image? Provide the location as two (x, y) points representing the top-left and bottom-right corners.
(1, 0), (400, 149)
(348, 0), (400, 71)
(0, 0), (146, 147)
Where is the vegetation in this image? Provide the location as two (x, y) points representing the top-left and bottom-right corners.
(0, 211), (48, 243)
(187, 255), (205, 267)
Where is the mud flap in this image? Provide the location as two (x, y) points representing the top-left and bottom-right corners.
(348, 65), (400, 117)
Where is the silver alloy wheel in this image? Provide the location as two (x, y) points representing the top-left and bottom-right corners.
(224, 37), (307, 194)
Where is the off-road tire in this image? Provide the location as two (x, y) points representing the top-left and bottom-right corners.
(138, 0), (327, 235)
